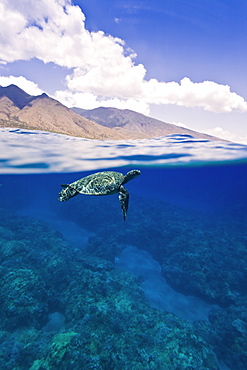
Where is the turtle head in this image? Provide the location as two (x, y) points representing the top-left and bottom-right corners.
(122, 169), (141, 184)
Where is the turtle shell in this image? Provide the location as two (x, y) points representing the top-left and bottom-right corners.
(72, 171), (124, 196)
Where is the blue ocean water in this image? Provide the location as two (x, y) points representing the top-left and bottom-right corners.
(0, 128), (247, 369)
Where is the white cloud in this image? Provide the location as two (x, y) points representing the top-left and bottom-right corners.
(0, 0), (125, 69)
(140, 77), (247, 113)
(54, 89), (150, 114)
(0, 75), (43, 95)
(63, 73), (247, 114)
(1, 0), (247, 115)
(172, 121), (189, 129)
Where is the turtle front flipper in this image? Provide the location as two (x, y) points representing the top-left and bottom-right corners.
(118, 185), (129, 221)
(58, 185), (79, 202)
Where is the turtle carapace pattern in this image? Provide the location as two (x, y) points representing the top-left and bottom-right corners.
(58, 170), (141, 220)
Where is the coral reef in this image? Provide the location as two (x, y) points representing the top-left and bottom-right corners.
(62, 195), (247, 305)
(57, 194), (247, 369)
(0, 208), (221, 369)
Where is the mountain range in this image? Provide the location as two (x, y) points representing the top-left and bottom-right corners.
(0, 84), (220, 141)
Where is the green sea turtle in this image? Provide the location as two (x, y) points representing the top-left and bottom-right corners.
(58, 169), (141, 220)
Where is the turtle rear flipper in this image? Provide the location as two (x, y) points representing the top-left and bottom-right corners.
(118, 185), (129, 221)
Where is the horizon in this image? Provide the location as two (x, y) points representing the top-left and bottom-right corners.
(0, 0), (247, 143)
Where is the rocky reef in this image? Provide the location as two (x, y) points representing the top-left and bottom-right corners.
(57, 193), (247, 370)
(0, 207), (221, 369)
(1, 188), (247, 369)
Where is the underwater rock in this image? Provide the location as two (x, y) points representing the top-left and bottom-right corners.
(0, 268), (48, 330)
(208, 300), (247, 370)
(0, 328), (42, 369)
(29, 331), (78, 369)
(232, 318), (247, 334)
(0, 240), (29, 260)
(0, 225), (14, 240)
(58, 263), (220, 370)
(193, 295), (247, 370)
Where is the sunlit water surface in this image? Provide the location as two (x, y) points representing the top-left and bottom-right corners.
(1, 127), (247, 173)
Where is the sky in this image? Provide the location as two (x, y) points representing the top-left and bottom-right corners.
(0, 0), (247, 143)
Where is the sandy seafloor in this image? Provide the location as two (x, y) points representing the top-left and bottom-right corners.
(0, 129), (247, 369)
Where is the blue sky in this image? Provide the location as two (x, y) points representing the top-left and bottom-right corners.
(0, 0), (247, 143)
